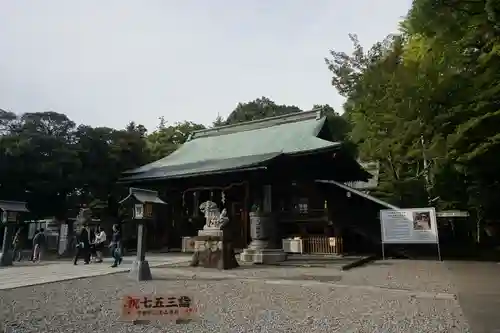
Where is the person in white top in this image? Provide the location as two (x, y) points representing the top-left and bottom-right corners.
(94, 225), (107, 263)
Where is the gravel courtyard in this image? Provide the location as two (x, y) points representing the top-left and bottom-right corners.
(0, 260), (471, 333)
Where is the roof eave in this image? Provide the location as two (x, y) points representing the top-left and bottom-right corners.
(0, 200), (29, 213)
(119, 187), (166, 205)
(118, 165), (268, 184)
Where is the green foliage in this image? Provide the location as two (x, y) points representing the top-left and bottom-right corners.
(223, 97), (302, 125)
(325, 0), (500, 224)
(212, 114), (225, 128)
(0, 112), (150, 220)
(146, 118), (206, 161)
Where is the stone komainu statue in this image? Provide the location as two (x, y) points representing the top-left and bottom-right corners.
(190, 200), (238, 269)
(199, 201), (229, 230)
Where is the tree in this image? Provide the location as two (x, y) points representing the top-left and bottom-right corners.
(224, 97), (302, 125)
(0, 109), (151, 220)
(406, 0), (500, 224)
(212, 114), (225, 127)
(6, 112), (80, 218)
(146, 120), (206, 161)
(73, 122), (150, 220)
(325, 0), (500, 238)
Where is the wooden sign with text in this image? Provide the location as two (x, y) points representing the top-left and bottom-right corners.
(121, 294), (197, 323)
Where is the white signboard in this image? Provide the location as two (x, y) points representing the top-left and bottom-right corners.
(380, 207), (438, 244)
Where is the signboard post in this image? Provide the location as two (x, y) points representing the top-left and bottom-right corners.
(380, 207), (441, 261)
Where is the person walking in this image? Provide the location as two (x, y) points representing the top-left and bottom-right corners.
(89, 227), (96, 262)
(73, 224), (91, 265)
(109, 224), (122, 268)
(12, 227), (23, 262)
(93, 225), (107, 263)
(30, 229), (39, 261)
(32, 228), (46, 263)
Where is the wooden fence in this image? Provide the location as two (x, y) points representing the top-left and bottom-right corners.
(303, 236), (343, 254)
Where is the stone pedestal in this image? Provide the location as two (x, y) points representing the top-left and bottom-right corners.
(199, 228), (223, 238)
(129, 259), (152, 280)
(240, 248), (286, 264)
(129, 222), (152, 281)
(190, 232), (239, 270)
(240, 212), (286, 264)
(0, 224), (14, 267)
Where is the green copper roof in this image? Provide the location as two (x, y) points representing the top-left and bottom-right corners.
(123, 110), (342, 181)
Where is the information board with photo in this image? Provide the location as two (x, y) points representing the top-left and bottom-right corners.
(380, 207), (438, 244)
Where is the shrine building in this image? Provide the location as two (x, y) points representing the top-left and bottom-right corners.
(120, 109), (389, 255)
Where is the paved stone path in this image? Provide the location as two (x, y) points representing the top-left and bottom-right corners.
(0, 253), (191, 290)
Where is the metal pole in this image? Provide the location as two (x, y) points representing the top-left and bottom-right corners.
(436, 241), (442, 261)
(379, 210), (385, 260)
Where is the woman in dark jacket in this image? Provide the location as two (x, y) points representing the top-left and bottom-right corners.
(109, 224), (122, 267)
(30, 229), (39, 261)
(74, 224), (91, 265)
(12, 227), (23, 261)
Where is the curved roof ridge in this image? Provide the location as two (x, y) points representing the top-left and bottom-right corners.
(189, 108), (324, 140)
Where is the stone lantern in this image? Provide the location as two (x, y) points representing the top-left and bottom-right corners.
(240, 185), (286, 264)
(119, 188), (166, 281)
(0, 200), (29, 266)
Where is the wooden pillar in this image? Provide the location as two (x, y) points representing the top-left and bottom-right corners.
(334, 225), (343, 254)
(263, 185), (272, 213)
(193, 191), (199, 217)
(243, 183), (250, 247)
(263, 184), (277, 247)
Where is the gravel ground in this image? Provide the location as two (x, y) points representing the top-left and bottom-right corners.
(168, 259), (457, 294)
(340, 260), (457, 293)
(0, 265), (470, 333)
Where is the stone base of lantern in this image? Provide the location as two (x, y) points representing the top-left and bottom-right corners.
(240, 212), (287, 264)
(129, 260), (152, 281)
(189, 234), (239, 270)
(240, 248), (287, 264)
(0, 252), (13, 267)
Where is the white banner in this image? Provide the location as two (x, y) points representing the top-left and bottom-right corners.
(380, 207), (438, 244)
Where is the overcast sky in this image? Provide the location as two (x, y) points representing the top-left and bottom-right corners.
(0, 1), (411, 131)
